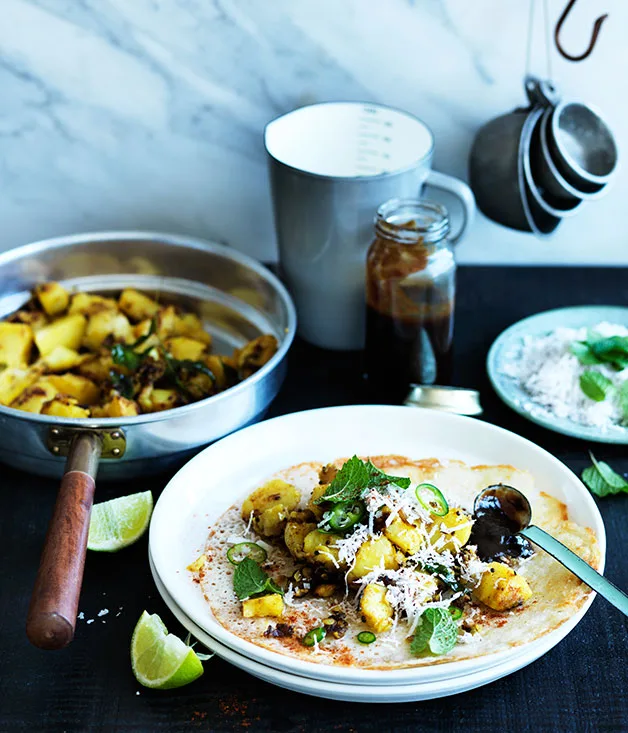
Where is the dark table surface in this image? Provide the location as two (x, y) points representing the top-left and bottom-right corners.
(2, 265), (628, 732)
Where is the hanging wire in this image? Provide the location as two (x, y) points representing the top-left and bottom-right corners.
(525, 0), (536, 78)
(543, 0), (553, 79)
(525, 0), (553, 80)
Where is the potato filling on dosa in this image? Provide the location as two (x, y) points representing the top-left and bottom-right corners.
(190, 456), (600, 668)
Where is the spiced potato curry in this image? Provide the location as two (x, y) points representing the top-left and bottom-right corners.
(0, 282), (277, 417)
(192, 456), (600, 668)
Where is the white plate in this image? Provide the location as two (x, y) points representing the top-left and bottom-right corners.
(150, 405), (605, 686)
(148, 552), (547, 703)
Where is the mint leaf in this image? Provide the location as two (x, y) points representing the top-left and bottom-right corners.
(410, 608), (458, 656)
(579, 371), (614, 402)
(589, 452), (628, 491)
(315, 456), (411, 505)
(570, 342), (601, 365)
(581, 465), (615, 497)
(620, 381), (628, 423)
(582, 453), (628, 498)
(233, 557), (283, 600)
(316, 456), (369, 504)
(590, 335), (628, 361)
(366, 461), (411, 491)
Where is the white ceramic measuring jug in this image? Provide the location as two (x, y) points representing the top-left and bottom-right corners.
(265, 102), (475, 350)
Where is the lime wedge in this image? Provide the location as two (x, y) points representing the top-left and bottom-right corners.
(87, 490), (153, 552)
(131, 611), (204, 689)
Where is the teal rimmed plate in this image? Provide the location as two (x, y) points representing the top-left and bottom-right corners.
(487, 306), (628, 444)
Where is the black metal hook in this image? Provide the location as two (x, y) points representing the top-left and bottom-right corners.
(554, 0), (608, 62)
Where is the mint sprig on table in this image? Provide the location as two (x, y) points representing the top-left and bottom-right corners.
(410, 608), (458, 656)
(314, 455), (411, 505)
(233, 557), (283, 600)
(581, 452), (628, 497)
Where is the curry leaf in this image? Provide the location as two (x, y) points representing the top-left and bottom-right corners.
(109, 370), (135, 399)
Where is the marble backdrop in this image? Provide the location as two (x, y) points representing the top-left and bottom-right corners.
(0, 0), (626, 264)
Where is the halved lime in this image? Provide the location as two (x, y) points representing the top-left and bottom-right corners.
(131, 611), (204, 689)
(87, 490), (153, 552)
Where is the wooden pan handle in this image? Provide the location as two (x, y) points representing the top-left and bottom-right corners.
(26, 432), (102, 650)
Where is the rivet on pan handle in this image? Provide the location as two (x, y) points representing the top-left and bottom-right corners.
(47, 427), (126, 459)
(26, 431), (104, 650)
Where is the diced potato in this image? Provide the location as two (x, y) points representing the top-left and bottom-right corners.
(10, 379), (58, 413)
(348, 536), (398, 582)
(307, 483), (330, 520)
(173, 313), (212, 345)
(204, 355), (227, 389)
(82, 310), (133, 351)
(0, 367), (43, 405)
(137, 386), (180, 413)
(35, 282), (70, 316)
(429, 508), (473, 554)
(385, 516), (426, 555)
(236, 334), (278, 378)
(78, 352), (120, 382)
(284, 511), (318, 560)
(155, 305), (178, 339)
(9, 309), (48, 331)
(241, 479), (301, 520)
(118, 289), (159, 322)
(360, 584), (394, 633)
(186, 554), (207, 573)
(40, 345), (85, 372)
(35, 314), (86, 356)
(303, 530), (343, 570)
(90, 396), (139, 417)
(313, 584), (338, 598)
(177, 372), (213, 401)
(0, 322), (34, 367)
(254, 504), (291, 538)
(105, 396), (139, 417)
(474, 562), (532, 611)
(68, 292), (117, 316)
(164, 336), (207, 361)
(41, 396), (90, 418)
(242, 593), (284, 618)
(47, 374), (100, 405)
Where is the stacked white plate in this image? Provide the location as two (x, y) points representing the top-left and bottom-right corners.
(149, 405), (605, 703)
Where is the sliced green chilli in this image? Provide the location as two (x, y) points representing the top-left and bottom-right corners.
(302, 627), (326, 647)
(449, 607), (463, 620)
(357, 631), (377, 644)
(226, 542), (267, 565)
(415, 483), (449, 516)
(327, 500), (365, 532)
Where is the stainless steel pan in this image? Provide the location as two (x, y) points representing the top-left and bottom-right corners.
(0, 231), (296, 650)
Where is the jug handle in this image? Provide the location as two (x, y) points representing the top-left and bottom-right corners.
(424, 170), (476, 245)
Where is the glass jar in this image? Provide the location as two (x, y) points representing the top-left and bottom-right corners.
(364, 198), (456, 403)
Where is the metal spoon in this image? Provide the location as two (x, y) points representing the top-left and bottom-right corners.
(473, 485), (628, 617)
